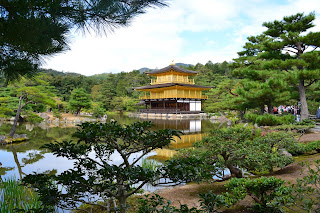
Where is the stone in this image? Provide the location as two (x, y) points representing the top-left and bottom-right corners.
(74, 118), (82, 123)
(0, 135), (6, 144)
(279, 149), (292, 157)
(210, 115), (218, 120)
(10, 117), (15, 121)
(40, 113), (50, 120)
(12, 134), (28, 140)
(83, 117), (91, 122)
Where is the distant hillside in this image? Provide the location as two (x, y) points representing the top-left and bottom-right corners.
(40, 68), (82, 76)
(175, 63), (193, 68)
(138, 62), (193, 73)
(138, 67), (152, 73)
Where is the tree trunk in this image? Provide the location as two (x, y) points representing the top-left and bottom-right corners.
(298, 80), (309, 120)
(227, 164), (243, 178)
(76, 107), (81, 116)
(239, 110), (245, 121)
(267, 103), (273, 114)
(260, 105), (265, 115)
(117, 195), (127, 213)
(8, 96), (23, 137)
(11, 147), (26, 179)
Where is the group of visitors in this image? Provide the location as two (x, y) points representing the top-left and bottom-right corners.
(272, 105), (300, 115)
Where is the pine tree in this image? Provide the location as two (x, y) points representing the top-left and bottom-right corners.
(68, 88), (91, 115)
(234, 13), (320, 119)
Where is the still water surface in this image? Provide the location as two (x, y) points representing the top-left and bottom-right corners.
(0, 115), (219, 188)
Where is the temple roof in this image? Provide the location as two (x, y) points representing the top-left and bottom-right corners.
(134, 83), (212, 90)
(145, 65), (198, 75)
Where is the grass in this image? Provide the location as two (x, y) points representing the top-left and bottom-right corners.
(0, 177), (42, 212)
(141, 158), (161, 172)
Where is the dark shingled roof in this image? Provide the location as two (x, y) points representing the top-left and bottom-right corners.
(134, 83), (212, 90)
(145, 65), (198, 75)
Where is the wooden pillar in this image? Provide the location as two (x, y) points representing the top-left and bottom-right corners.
(176, 99), (178, 114)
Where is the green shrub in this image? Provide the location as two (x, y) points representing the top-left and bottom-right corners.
(245, 113), (295, 126)
(244, 113), (259, 123)
(288, 141), (320, 156)
(225, 177), (292, 213)
(271, 124), (314, 132)
(304, 140), (320, 153)
(25, 112), (44, 123)
(278, 114), (295, 124)
(287, 142), (306, 156)
(299, 119), (315, 126)
(255, 114), (280, 126)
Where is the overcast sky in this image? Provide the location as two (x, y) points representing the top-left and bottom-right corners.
(42, 0), (320, 76)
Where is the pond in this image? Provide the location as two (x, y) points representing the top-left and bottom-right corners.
(0, 115), (220, 190)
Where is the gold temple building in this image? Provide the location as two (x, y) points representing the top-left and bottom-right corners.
(134, 64), (211, 114)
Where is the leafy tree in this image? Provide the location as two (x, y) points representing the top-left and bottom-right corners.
(22, 121), (180, 213)
(0, 0), (166, 82)
(249, 132), (295, 173)
(68, 88), (91, 115)
(234, 13), (320, 119)
(196, 127), (255, 178)
(193, 128), (296, 179)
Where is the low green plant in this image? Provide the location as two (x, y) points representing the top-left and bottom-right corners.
(304, 141), (320, 153)
(198, 190), (228, 212)
(299, 119), (315, 126)
(288, 140), (320, 156)
(0, 177), (42, 212)
(245, 113), (295, 126)
(25, 111), (44, 123)
(271, 124), (314, 132)
(290, 160), (320, 212)
(244, 113), (259, 123)
(225, 176), (292, 213)
(255, 114), (279, 126)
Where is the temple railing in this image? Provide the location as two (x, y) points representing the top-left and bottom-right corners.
(150, 78), (194, 85)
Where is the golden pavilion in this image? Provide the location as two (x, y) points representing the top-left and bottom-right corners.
(134, 64), (211, 114)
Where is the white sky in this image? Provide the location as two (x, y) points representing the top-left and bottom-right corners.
(42, 0), (320, 75)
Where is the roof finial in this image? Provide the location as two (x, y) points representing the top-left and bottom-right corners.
(170, 60), (175, 65)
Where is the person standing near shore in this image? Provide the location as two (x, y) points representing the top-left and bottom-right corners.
(316, 106), (320, 119)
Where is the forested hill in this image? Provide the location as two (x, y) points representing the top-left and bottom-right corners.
(2, 58), (320, 119)
(0, 61), (232, 116)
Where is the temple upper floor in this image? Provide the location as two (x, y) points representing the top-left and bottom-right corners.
(151, 73), (195, 85)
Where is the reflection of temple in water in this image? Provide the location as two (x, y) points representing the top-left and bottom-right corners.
(141, 119), (204, 160)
